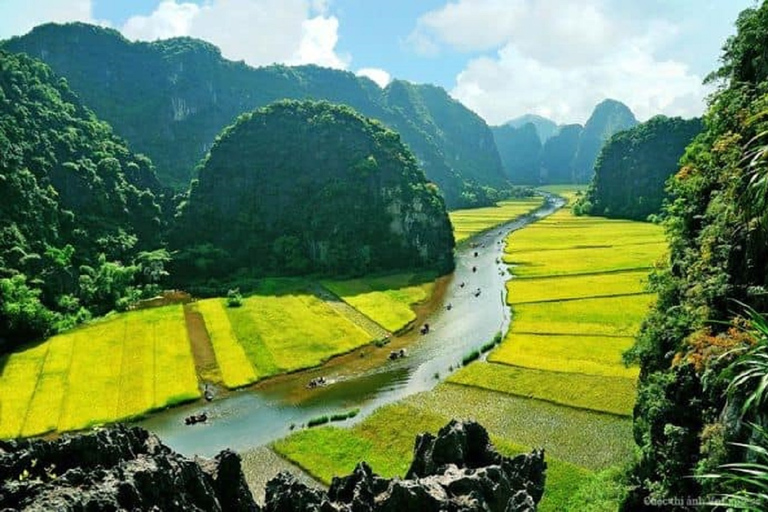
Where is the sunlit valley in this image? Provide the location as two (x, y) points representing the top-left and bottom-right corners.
(2, 2), (768, 510)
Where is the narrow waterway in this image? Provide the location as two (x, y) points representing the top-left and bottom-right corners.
(136, 195), (564, 457)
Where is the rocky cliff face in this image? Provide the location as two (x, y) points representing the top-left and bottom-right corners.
(0, 425), (258, 511)
(0, 420), (545, 512)
(264, 419), (546, 512)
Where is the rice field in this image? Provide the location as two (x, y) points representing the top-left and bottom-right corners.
(449, 197), (544, 243)
(225, 285), (373, 377)
(506, 270), (650, 304)
(448, 364), (636, 416)
(193, 300), (257, 388)
(0, 306), (200, 438)
(322, 273), (434, 332)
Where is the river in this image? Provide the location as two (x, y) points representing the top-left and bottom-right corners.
(135, 195), (564, 457)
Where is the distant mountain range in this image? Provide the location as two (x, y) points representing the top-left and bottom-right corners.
(2, 23), (506, 209)
(492, 99), (639, 184)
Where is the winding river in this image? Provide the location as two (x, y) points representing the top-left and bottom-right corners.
(135, 195), (564, 458)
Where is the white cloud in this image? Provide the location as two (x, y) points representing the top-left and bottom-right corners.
(356, 67), (391, 88)
(0, 0), (107, 39)
(121, 0), (347, 69)
(411, 0), (709, 124)
(289, 15), (349, 69)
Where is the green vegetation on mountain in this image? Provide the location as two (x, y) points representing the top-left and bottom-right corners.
(623, 3), (768, 507)
(572, 99), (638, 183)
(2, 23), (508, 208)
(491, 123), (543, 184)
(575, 115), (703, 220)
(0, 50), (167, 351)
(173, 100), (454, 282)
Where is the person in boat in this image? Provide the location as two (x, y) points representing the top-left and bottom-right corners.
(447, 303), (452, 311)
(472, 266), (477, 273)
(460, 282), (465, 288)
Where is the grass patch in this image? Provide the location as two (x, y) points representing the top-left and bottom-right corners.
(510, 294), (656, 337)
(489, 333), (638, 378)
(448, 362), (636, 416)
(226, 283), (372, 378)
(506, 270), (651, 304)
(323, 273), (434, 333)
(449, 197), (544, 243)
(0, 342), (49, 438)
(194, 299), (257, 387)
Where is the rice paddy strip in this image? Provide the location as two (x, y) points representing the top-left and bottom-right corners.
(58, 322), (123, 431)
(503, 243), (666, 277)
(274, 398), (599, 512)
(510, 294), (656, 337)
(506, 270), (650, 304)
(408, 384), (633, 471)
(447, 362), (636, 416)
(116, 316), (155, 421)
(449, 197), (544, 243)
(151, 306), (200, 408)
(0, 342), (49, 438)
(20, 333), (76, 437)
(488, 333), (638, 378)
(226, 289), (372, 377)
(322, 273), (434, 333)
(195, 299), (257, 388)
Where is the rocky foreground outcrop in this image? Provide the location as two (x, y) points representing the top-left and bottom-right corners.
(0, 419), (545, 511)
(0, 425), (258, 511)
(265, 419), (546, 512)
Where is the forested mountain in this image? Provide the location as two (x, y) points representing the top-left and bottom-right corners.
(491, 123), (542, 184)
(2, 23), (507, 209)
(571, 99), (638, 183)
(575, 115), (703, 220)
(504, 114), (559, 143)
(624, 3), (768, 507)
(172, 100), (455, 281)
(540, 124), (584, 183)
(493, 100), (636, 184)
(0, 51), (167, 350)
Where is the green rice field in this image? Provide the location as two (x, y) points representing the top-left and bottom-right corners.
(449, 197), (544, 243)
(322, 273), (434, 332)
(0, 306), (200, 438)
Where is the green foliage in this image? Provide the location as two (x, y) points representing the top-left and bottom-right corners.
(0, 275), (57, 345)
(173, 100), (455, 281)
(461, 349), (480, 366)
(226, 288), (243, 308)
(0, 49), (168, 349)
(307, 415), (330, 428)
(576, 115), (703, 220)
(625, 3), (768, 506)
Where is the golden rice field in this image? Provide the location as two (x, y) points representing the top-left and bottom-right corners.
(449, 197), (544, 243)
(506, 270), (650, 304)
(224, 287), (373, 378)
(322, 273), (434, 332)
(0, 306), (200, 438)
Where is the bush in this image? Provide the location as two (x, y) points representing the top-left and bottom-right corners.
(307, 415), (330, 427)
(462, 350), (481, 366)
(226, 288), (243, 308)
(330, 409), (360, 422)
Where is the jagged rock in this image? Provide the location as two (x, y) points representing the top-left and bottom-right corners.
(0, 425), (259, 512)
(264, 419), (546, 512)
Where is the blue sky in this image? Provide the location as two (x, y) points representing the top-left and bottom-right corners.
(0, 0), (757, 124)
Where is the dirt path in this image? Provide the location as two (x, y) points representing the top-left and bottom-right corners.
(183, 304), (223, 386)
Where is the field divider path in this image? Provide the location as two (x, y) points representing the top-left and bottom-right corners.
(309, 283), (390, 340)
(183, 303), (224, 386)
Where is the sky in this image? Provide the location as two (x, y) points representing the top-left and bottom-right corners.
(0, 0), (758, 125)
